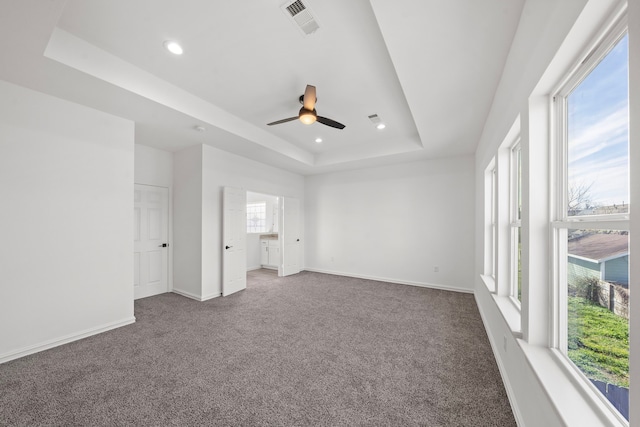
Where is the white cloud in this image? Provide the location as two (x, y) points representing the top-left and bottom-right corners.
(568, 105), (628, 153)
(567, 105), (629, 206)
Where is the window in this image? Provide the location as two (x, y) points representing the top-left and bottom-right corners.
(484, 161), (497, 280)
(553, 26), (629, 422)
(246, 202), (267, 233)
(511, 141), (522, 302)
(491, 166), (497, 278)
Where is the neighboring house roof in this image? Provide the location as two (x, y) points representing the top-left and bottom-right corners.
(568, 233), (628, 262)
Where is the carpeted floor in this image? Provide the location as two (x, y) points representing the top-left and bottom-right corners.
(0, 271), (515, 426)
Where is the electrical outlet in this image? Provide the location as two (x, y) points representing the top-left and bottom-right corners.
(433, 266), (439, 272)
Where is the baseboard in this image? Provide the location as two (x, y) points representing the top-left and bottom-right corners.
(0, 316), (136, 365)
(248, 265), (277, 271)
(200, 292), (221, 301)
(172, 288), (201, 301)
(303, 268), (473, 294)
(172, 288), (220, 302)
(474, 292), (524, 426)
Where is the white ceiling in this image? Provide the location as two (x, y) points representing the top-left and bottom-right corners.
(0, 0), (524, 175)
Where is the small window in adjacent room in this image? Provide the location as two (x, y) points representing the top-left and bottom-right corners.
(553, 26), (629, 422)
(246, 202), (267, 233)
(511, 141), (522, 302)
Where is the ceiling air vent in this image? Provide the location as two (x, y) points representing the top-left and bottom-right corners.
(281, 0), (320, 36)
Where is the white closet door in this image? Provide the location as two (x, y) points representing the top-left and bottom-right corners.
(281, 197), (301, 276)
(223, 186), (247, 296)
(134, 184), (169, 300)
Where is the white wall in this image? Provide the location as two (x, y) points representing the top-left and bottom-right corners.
(305, 156), (475, 292)
(474, 287), (563, 426)
(0, 80), (135, 362)
(173, 144), (304, 300)
(135, 144), (172, 188)
(172, 145), (203, 299)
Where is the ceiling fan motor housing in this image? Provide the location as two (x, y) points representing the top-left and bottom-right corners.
(299, 94), (317, 105)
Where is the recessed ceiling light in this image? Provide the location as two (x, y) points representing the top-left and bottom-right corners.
(164, 40), (183, 55)
(368, 113), (386, 130)
(315, 138), (323, 143)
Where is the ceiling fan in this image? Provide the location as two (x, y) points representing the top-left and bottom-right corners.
(267, 85), (346, 129)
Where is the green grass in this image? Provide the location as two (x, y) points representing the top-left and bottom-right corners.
(567, 296), (629, 387)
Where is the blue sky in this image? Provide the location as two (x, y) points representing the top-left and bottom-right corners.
(567, 33), (628, 209)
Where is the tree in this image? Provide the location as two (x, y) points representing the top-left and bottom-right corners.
(568, 181), (594, 215)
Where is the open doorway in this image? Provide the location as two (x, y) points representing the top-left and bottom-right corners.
(247, 268), (279, 287)
(246, 191), (280, 287)
(222, 187), (301, 295)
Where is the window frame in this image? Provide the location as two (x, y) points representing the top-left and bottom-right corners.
(484, 159), (497, 281)
(550, 15), (629, 424)
(491, 165), (497, 280)
(510, 140), (522, 304)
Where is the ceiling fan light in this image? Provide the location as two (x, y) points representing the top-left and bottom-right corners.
(299, 110), (317, 125)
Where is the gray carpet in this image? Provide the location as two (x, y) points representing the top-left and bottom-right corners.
(0, 271), (515, 426)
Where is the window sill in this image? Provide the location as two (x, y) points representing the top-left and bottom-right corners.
(492, 294), (523, 339)
(481, 275), (523, 339)
(480, 274), (496, 293)
(518, 342), (628, 426)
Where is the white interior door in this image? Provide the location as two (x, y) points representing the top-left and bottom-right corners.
(134, 184), (169, 300)
(223, 186), (247, 296)
(281, 197), (301, 276)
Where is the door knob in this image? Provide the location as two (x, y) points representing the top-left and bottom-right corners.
(158, 243), (168, 247)
(225, 245), (232, 249)
(296, 239), (300, 242)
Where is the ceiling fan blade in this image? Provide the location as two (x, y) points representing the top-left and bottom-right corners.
(267, 116), (299, 126)
(317, 116), (346, 129)
(303, 85), (316, 110)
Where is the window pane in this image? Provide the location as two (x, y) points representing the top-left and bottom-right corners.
(567, 34), (629, 217)
(517, 226), (521, 301)
(491, 168), (496, 277)
(491, 168), (496, 225)
(246, 202), (266, 233)
(567, 229), (629, 420)
(512, 144), (521, 301)
(516, 147), (522, 221)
